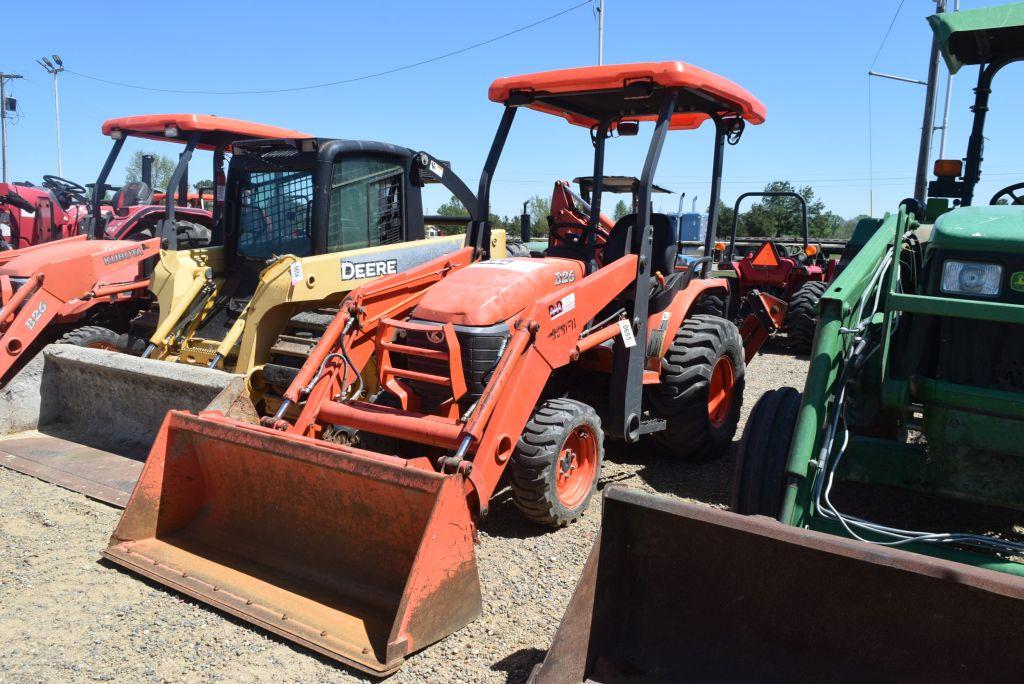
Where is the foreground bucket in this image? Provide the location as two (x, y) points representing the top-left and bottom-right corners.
(531, 485), (1024, 683)
(0, 344), (241, 506)
(103, 412), (481, 675)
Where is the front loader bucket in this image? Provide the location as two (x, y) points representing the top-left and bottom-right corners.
(0, 344), (243, 506)
(531, 485), (1024, 683)
(102, 412), (481, 676)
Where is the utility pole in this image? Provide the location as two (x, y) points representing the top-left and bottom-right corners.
(597, 0), (604, 65)
(38, 56), (65, 176)
(914, 0), (946, 204)
(937, 0), (960, 158)
(0, 72), (24, 183)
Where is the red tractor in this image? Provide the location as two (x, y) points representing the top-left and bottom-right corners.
(105, 61), (785, 675)
(0, 114), (308, 384)
(717, 191), (838, 350)
(0, 175), (93, 250)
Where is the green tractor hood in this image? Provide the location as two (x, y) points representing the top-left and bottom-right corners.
(931, 205), (1024, 253)
(928, 2), (1024, 74)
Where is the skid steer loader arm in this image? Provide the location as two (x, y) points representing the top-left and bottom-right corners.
(531, 486), (1024, 683)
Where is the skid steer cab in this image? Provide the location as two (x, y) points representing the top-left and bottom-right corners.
(714, 191), (840, 351)
(104, 61), (784, 675)
(129, 136), (493, 412)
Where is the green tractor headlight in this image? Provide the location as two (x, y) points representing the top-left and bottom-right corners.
(940, 260), (1003, 297)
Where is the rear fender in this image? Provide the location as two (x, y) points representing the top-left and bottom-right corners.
(646, 277), (730, 360)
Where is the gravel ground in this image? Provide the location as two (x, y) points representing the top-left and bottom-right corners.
(0, 347), (809, 684)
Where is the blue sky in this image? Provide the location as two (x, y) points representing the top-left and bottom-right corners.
(3, 0), (1022, 220)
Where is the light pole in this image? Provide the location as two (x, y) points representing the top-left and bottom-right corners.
(596, 0), (604, 65)
(37, 55), (65, 176)
(0, 72), (23, 183)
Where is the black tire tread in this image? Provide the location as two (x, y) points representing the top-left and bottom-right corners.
(649, 315), (745, 461)
(786, 280), (828, 352)
(732, 387), (802, 516)
(510, 398), (603, 527)
(57, 325), (123, 350)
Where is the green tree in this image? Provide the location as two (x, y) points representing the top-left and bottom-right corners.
(737, 180), (846, 240)
(125, 150), (177, 191)
(526, 195), (550, 238)
(193, 179), (214, 193)
(612, 199), (629, 220)
(714, 200), (734, 240)
(435, 194), (469, 217)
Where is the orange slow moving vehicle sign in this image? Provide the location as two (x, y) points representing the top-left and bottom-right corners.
(750, 241), (781, 268)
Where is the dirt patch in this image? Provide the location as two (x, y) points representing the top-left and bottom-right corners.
(0, 348), (809, 683)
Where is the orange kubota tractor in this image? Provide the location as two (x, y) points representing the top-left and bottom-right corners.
(0, 115), (308, 385)
(104, 61), (783, 675)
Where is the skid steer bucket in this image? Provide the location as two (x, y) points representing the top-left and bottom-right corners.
(531, 485), (1024, 683)
(102, 412), (481, 676)
(0, 344), (242, 507)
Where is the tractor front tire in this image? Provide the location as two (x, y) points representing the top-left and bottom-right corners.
(648, 315), (745, 461)
(510, 398), (604, 527)
(732, 387), (801, 517)
(58, 326), (124, 352)
(786, 280), (828, 353)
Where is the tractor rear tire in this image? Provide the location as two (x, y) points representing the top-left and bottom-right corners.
(732, 386), (801, 517)
(648, 315), (745, 461)
(506, 239), (531, 258)
(58, 326), (124, 352)
(510, 398), (604, 527)
(690, 290), (728, 318)
(786, 280), (828, 353)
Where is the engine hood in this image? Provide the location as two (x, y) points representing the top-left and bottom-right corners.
(0, 239), (142, 277)
(930, 205), (1024, 254)
(413, 257), (584, 326)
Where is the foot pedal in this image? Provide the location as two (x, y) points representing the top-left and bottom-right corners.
(638, 418), (667, 435)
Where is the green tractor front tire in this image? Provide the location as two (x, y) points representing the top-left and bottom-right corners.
(732, 386), (801, 517)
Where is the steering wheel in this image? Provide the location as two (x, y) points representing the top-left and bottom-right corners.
(990, 182), (1024, 206)
(42, 174), (89, 206)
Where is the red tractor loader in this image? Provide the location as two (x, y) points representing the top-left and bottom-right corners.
(716, 191), (839, 350)
(104, 61), (784, 675)
(0, 114), (308, 385)
(0, 175), (94, 250)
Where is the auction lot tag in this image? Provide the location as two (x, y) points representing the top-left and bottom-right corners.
(290, 261), (304, 286)
(618, 319), (636, 347)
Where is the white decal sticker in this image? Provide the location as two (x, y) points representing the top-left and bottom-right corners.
(549, 292), (576, 320)
(216, 185), (226, 202)
(554, 270), (576, 285)
(473, 259), (547, 273)
(341, 258), (399, 281)
(289, 261), (304, 286)
(618, 319), (637, 348)
(25, 301), (47, 331)
(429, 160), (444, 177)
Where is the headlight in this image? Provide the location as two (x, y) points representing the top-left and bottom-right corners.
(940, 260), (1003, 297)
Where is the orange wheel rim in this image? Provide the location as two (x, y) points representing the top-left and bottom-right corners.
(708, 356), (735, 427)
(556, 425), (598, 509)
(85, 341), (118, 351)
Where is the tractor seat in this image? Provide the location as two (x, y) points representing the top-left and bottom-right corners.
(602, 213), (678, 277)
(601, 213), (685, 312)
(110, 182), (154, 217)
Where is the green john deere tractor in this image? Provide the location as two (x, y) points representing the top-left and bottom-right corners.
(529, 6), (1024, 682)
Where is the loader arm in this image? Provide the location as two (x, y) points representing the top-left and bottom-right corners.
(0, 238), (160, 383)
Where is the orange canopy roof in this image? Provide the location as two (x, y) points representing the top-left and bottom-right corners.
(101, 114), (311, 150)
(488, 61), (766, 130)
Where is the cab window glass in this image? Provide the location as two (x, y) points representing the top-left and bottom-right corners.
(327, 156), (404, 251)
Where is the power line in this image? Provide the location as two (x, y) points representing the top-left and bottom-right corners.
(65, 1), (593, 96)
(870, 0), (908, 70)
